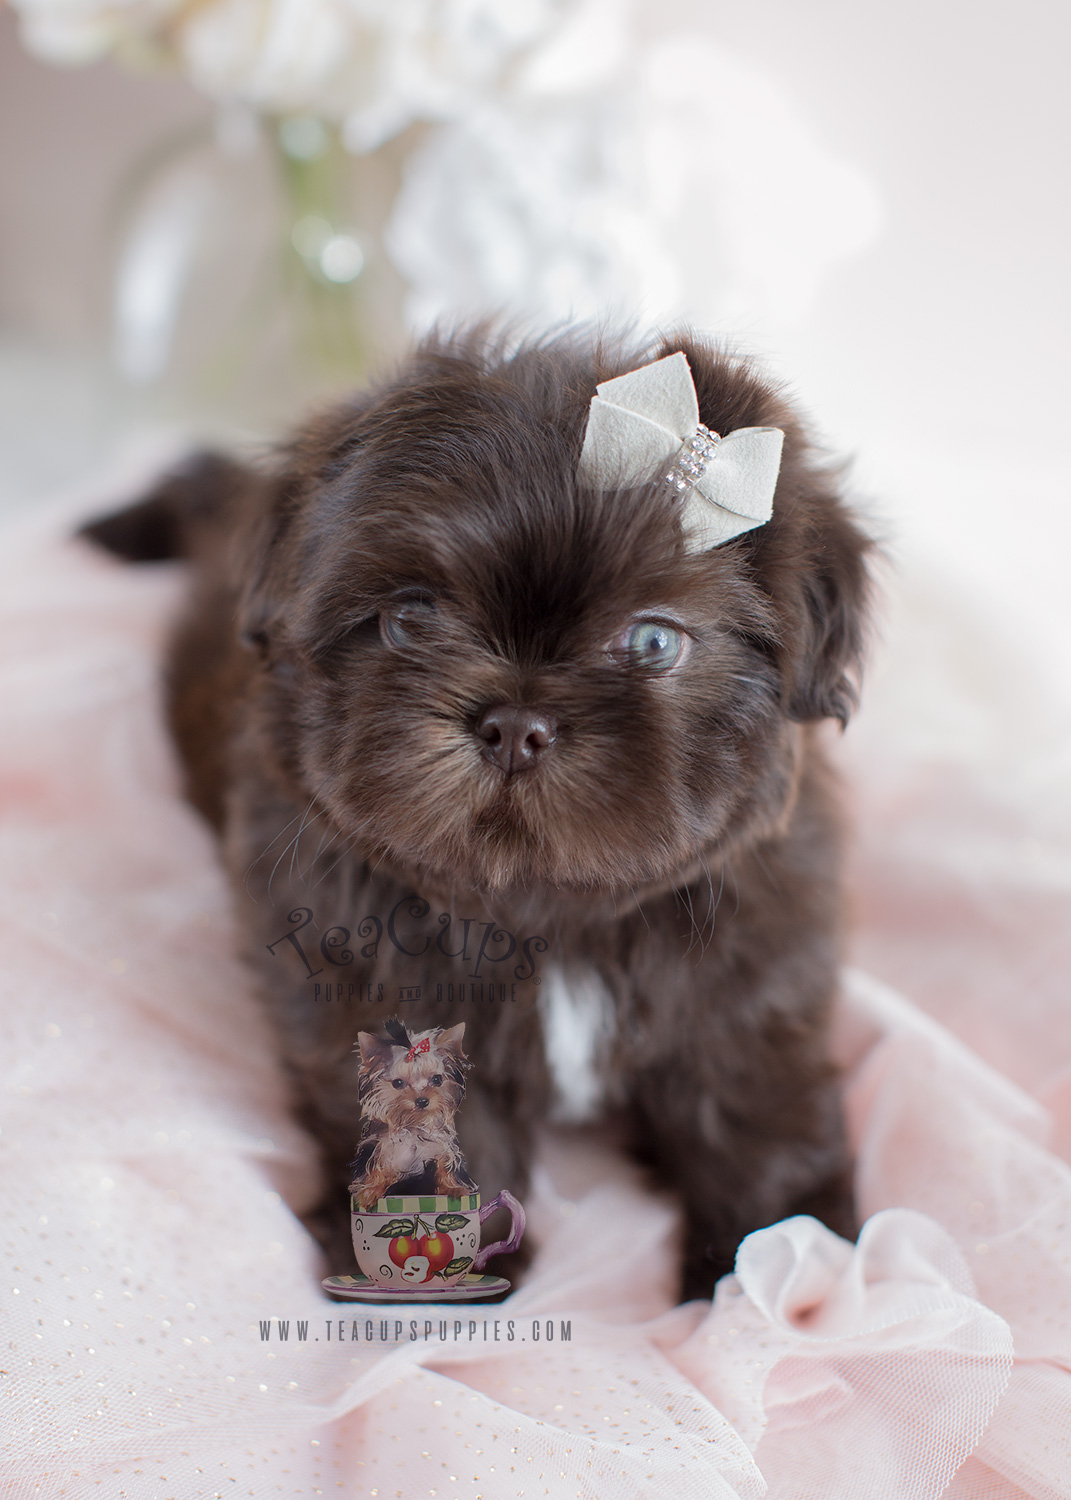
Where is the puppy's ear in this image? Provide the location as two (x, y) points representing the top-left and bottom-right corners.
(740, 457), (871, 727)
(437, 1023), (466, 1056)
(357, 1032), (381, 1065)
(775, 485), (872, 726)
(669, 335), (871, 726)
(233, 396), (374, 661)
(233, 472), (301, 662)
(78, 451), (248, 563)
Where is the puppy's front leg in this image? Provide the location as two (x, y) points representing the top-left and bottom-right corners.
(350, 1162), (396, 1211)
(433, 1168), (474, 1197)
(630, 1046), (854, 1301)
(454, 1072), (533, 1206)
(453, 1043), (546, 1277)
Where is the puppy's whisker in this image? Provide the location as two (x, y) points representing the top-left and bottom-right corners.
(675, 875), (704, 958)
(245, 806), (309, 896)
(749, 844), (782, 897)
(307, 814), (343, 871)
(265, 817), (312, 902)
(292, 810), (334, 887)
(298, 826), (343, 891)
(288, 797), (322, 886)
(246, 806), (303, 875)
(310, 832), (360, 891)
(694, 844), (722, 953)
(256, 775), (339, 900)
(626, 884), (652, 934)
(310, 814), (379, 889)
(247, 774), (336, 892)
(705, 856), (725, 945)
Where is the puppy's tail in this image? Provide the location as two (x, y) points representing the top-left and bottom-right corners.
(78, 451), (248, 563)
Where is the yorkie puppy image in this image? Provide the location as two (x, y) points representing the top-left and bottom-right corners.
(350, 1019), (474, 1209)
(82, 327), (871, 1298)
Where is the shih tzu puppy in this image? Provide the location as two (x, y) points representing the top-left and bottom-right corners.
(82, 327), (870, 1297)
(350, 1019), (473, 1210)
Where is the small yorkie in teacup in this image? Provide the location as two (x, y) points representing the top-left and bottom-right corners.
(349, 1018), (475, 1210)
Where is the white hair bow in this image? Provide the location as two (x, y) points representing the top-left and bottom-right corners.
(576, 352), (784, 552)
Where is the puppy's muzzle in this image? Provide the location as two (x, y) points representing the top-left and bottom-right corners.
(476, 704), (557, 775)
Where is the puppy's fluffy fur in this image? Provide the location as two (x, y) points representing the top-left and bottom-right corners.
(84, 328), (870, 1297)
(350, 1020), (473, 1209)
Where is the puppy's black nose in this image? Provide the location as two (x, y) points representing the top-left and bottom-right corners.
(476, 704), (557, 774)
(414, 1097), (430, 1109)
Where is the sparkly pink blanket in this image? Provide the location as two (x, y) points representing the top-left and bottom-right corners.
(3, 496), (1069, 1500)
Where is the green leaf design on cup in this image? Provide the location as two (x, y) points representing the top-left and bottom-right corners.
(434, 1214), (469, 1233)
(441, 1256), (473, 1278)
(373, 1217), (415, 1239)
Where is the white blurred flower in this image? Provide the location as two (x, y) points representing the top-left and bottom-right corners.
(12, 0), (882, 354)
(10, 0), (608, 148)
(388, 35), (882, 333)
(184, 0), (615, 151)
(11, 0), (182, 67)
(387, 91), (677, 332)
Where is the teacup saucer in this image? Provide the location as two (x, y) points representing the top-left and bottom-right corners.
(322, 1272), (510, 1302)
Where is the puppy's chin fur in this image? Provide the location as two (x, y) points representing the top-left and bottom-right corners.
(342, 714), (807, 910)
(83, 326), (872, 1299)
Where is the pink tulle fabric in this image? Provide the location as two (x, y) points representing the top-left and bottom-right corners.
(2, 492), (1070, 1499)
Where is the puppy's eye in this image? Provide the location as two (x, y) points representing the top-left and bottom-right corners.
(611, 619), (686, 672)
(391, 1078), (406, 1089)
(380, 594), (438, 649)
(428, 1073), (443, 1087)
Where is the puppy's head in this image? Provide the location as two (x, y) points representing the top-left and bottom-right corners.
(357, 1020), (468, 1133)
(241, 330), (870, 895)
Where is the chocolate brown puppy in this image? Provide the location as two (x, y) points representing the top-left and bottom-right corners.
(84, 329), (870, 1297)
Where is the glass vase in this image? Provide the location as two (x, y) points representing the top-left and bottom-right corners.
(110, 108), (413, 438)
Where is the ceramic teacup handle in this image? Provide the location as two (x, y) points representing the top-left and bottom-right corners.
(472, 1190), (526, 1271)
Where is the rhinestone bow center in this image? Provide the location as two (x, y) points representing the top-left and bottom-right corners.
(664, 423), (722, 494)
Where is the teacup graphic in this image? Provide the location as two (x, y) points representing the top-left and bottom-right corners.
(350, 1190), (525, 1290)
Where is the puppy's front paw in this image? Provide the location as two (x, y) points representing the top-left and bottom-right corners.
(436, 1171), (473, 1197)
(350, 1175), (389, 1210)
